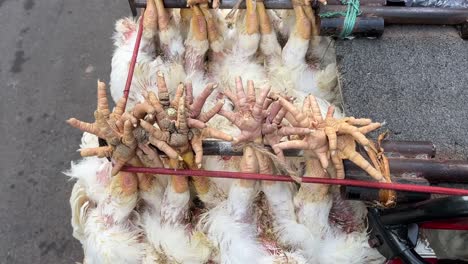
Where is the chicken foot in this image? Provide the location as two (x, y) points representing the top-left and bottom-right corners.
(67, 81), (139, 175)
(273, 94), (385, 182)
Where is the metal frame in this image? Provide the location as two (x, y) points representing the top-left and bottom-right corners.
(128, 0), (468, 38)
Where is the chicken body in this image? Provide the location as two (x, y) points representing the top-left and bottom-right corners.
(139, 177), (212, 263)
(71, 0), (383, 262)
(289, 99), (384, 264)
(110, 0), (186, 109)
(67, 133), (149, 264)
(259, 3), (340, 104)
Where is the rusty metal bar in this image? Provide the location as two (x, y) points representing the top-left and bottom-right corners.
(322, 6), (468, 25)
(377, 141), (435, 158)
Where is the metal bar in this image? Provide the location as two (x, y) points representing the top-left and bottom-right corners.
(201, 140), (435, 157)
(327, 0), (387, 6)
(134, 0), (388, 8)
(129, 0), (138, 16)
(342, 173), (431, 203)
(381, 158), (468, 183)
(378, 141), (435, 158)
(200, 140), (468, 183)
(322, 6), (468, 25)
(121, 166), (468, 195)
(135, 0), (293, 9)
(320, 17), (384, 38)
(380, 196), (468, 225)
(343, 158), (468, 184)
(133, 0), (468, 26)
(460, 22), (468, 39)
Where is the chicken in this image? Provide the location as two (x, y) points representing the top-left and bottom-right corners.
(258, 0), (340, 104)
(136, 75), (234, 263)
(136, 144), (212, 263)
(66, 1), (391, 262)
(110, 0), (186, 109)
(272, 95), (385, 263)
(68, 74), (230, 262)
(66, 133), (148, 264)
(199, 79), (308, 263)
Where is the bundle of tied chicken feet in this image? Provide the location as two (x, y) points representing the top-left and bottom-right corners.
(65, 0), (391, 263)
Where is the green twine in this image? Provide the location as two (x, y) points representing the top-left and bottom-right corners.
(319, 0), (361, 39)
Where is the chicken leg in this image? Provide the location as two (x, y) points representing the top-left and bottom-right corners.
(184, 4), (209, 75)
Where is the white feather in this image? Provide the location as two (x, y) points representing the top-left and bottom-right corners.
(65, 157), (111, 203)
(140, 180), (212, 263)
(318, 230), (385, 264)
(83, 210), (145, 264)
(79, 132), (99, 149)
(262, 182), (318, 254)
(199, 181), (269, 264)
(69, 181), (91, 242)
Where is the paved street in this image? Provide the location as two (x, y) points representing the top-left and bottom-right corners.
(0, 0), (466, 263)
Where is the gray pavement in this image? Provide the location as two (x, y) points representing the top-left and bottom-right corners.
(0, 0), (128, 263)
(0, 1), (467, 263)
(337, 25), (468, 159)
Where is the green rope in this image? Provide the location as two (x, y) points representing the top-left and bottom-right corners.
(319, 0), (361, 39)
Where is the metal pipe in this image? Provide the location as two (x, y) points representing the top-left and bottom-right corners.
(320, 17), (384, 38)
(131, 0), (468, 26)
(342, 173), (431, 203)
(380, 196), (468, 225)
(327, 0), (386, 6)
(344, 158), (468, 183)
(460, 22), (468, 39)
(377, 141), (435, 157)
(121, 165), (468, 195)
(322, 6), (468, 25)
(133, 0), (292, 9)
(201, 140), (435, 157)
(200, 140), (468, 183)
(384, 158), (468, 183)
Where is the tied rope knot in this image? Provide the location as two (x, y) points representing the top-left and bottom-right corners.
(320, 0), (361, 39)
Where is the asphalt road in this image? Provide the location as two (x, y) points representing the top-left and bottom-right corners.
(337, 25), (468, 159)
(0, 0), (466, 263)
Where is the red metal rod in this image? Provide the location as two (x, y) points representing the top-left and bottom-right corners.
(420, 219), (468, 230)
(121, 166), (468, 196)
(122, 9), (145, 111)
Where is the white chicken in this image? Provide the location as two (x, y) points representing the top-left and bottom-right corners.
(66, 0), (391, 262)
(110, 0), (186, 109)
(67, 133), (148, 264)
(136, 146), (212, 263)
(272, 95), (385, 263)
(258, 0), (340, 104)
(190, 3), (273, 263)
